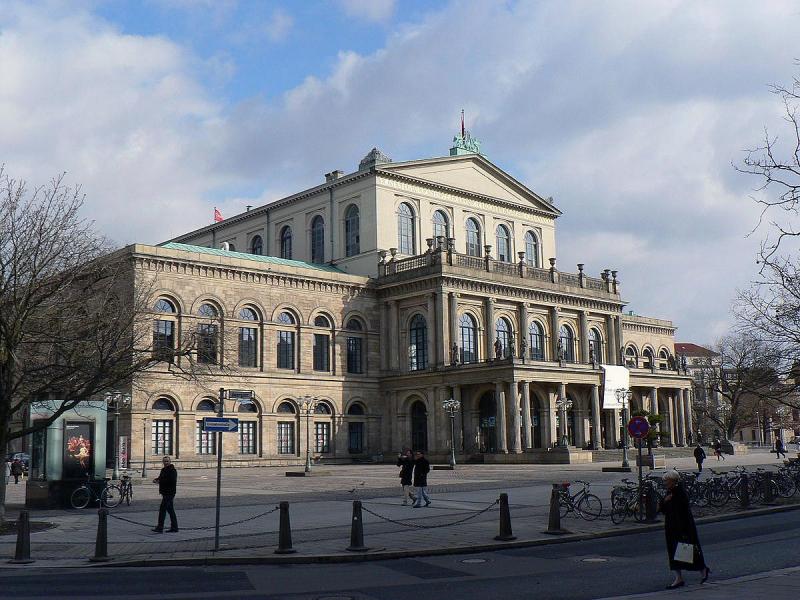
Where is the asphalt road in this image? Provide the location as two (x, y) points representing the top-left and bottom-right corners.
(2, 509), (799, 599)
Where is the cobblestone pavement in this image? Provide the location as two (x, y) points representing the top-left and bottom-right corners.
(0, 449), (794, 567)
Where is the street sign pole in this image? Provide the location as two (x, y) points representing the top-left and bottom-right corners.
(638, 438), (644, 517)
(214, 387), (224, 552)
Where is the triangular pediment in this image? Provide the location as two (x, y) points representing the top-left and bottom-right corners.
(378, 154), (560, 216)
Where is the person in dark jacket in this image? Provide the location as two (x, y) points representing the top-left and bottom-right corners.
(397, 449), (416, 505)
(412, 450), (431, 508)
(10, 459), (23, 484)
(693, 444), (706, 474)
(152, 456), (178, 533)
(775, 438), (786, 459)
(659, 470), (710, 589)
(712, 439), (724, 461)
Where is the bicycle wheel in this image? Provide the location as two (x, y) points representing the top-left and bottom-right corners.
(632, 496), (646, 522)
(101, 484), (121, 508)
(610, 496), (627, 524)
(776, 475), (796, 499)
(577, 494), (603, 521)
(70, 486), (91, 509)
(125, 483), (134, 506)
(708, 483), (728, 507)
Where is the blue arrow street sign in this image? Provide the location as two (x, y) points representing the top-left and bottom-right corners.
(203, 417), (239, 432)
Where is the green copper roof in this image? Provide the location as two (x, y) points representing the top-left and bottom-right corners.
(160, 242), (344, 273)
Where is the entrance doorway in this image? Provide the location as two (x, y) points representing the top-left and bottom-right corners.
(410, 401), (428, 452)
(479, 392), (497, 453)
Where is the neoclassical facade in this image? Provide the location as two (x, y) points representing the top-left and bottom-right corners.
(117, 144), (693, 468)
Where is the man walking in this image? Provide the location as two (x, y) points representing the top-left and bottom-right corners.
(412, 450), (431, 508)
(10, 459), (23, 484)
(775, 438), (786, 459)
(712, 439), (724, 461)
(396, 449), (416, 505)
(152, 456), (179, 533)
(693, 444), (706, 474)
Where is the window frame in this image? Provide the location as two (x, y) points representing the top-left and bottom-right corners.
(397, 202), (415, 255)
(238, 421), (257, 454)
(495, 224), (511, 263)
(195, 420), (217, 455)
(250, 235), (263, 255)
(529, 321), (545, 361)
(310, 215), (325, 264)
(279, 225), (293, 259)
(345, 204), (360, 257)
(459, 313), (478, 364)
(559, 324), (576, 363)
(277, 421), (295, 454)
(408, 314), (428, 371)
(466, 218), (482, 257)
(524, 230), (540, 267)
(151, 419), (173, 456)
(432, 209), (449, 240)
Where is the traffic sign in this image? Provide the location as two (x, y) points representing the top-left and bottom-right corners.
(627, 416), (650, 439)
(203, 417), (239, 432)
(229, 389), (254, 403)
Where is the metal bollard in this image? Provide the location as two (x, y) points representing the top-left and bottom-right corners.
(274, 501), (296, 554)
(346, 500), (369, 552)
(8, 510), (34, 564)
(762, 471), (776, 504)
(740, 473), (750, 509)
(643, 488), (659, 523)
(89, 508), (110, 562)
(543, 483), (570, 535)
(494, 493), (516, 541)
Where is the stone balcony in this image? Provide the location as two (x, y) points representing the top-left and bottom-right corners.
(375, 238), (622, 302)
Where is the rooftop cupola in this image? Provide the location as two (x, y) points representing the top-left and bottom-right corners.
(358, 147), (393, 170)
(450, 109), (483, 156)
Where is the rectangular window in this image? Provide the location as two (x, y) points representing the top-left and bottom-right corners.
(239, 421), (257, 454)
(346, 337), (363, 374)
(313, 334), (330, 371)
(277, 331), (295, 369)
(151, 420), (173, 455)
(153, 320), (175, 361)
(315, 422), (331, 453)
(239, 327), (258, 368)
(461, 327), (476, 364)
(277, 422), (295, 454)
(348, 422), (364, 453)
(195, 421), (217, 454)
(197, 323), (218, 364)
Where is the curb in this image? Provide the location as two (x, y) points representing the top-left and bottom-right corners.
(89, 501), (800, 568)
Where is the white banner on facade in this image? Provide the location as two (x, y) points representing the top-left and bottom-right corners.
(118, 435), (128, 470)
(601, 365), (630, 409)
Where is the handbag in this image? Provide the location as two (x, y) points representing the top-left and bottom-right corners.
(674, 542), (695, 564)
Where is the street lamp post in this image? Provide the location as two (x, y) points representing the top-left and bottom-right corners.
(556, 394), (573, 447)
(141, 417), (148, 478)
(442, 397), (461, 467)
(299, 396), (318, 473)
(615, 388), (633, 469)
(105, 391), (131, 480)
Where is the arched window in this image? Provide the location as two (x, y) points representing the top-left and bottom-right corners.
(197, 303), (219, 364)
(495, 224), (511, 262)
(279, 225), (292, 259)
(659, 349), (670, 370)
(154, 299), (175, 313)
(466, 218), (482, 257)
(238, 307), (259, 368)
(276, 402), (296, 454)
(459, 313), (478, 364)
(238, 402), (258, 413)
(345, 204), (360, 257)
(559, 324), (575, 362)
(313, 315), (331, 371)
(346, 318), (364, 374)
(495, 317), (512, 358)
(310, 215), (325, 264)
(250, 235), (263, 256)
(277, 401), (296, 414)
(196, 399), (216, 412)
(625, 345), (638, 368)
(152, 398), (175, 411)
(529, 321), (545, 361)
(153, 299), (177, 362)
(277, 312), (296, 369)
(397, 203), (415, 255)
(347, 403), (366, 453)
(151, 397), (175, 455)
(432, 210), (449, 241)
(643, 348), (654, 369)
(347, 403), (365, 415)
(277, 311), (295, 325)
(524, 231), (540, 268)
(314, 403), (331, 415)
(239, 307), (257, 320)
(314, 315), (331, 328)
(227, 242), (236, 252)
(589, 328), (602, 363)
(409, 314), (428, 371)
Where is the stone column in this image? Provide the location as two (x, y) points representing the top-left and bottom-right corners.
(427, 294), (436, 369)
(542, 389), (557, 448)
(605, 314), (617, 365)
(521, 381), (532, 449)
(485, 298), (495, 360)
(550, 306), (561, 360)
(579, 311), (589, 364)
(389, 300), (399, 370)
(495, 381), (508, 453)
(666, 393), (676, 446)
(557, 382), (567, 445)
(650, 387), (659, 416)
(591, 384), (602, 450)
(675, 389), (686, 446)
(518, 303), (529, 359)
(509, 381), (522, 453)
(449, 292), (459, 362)
(683, 388), (694, 440)
(436, 289), (447, 366)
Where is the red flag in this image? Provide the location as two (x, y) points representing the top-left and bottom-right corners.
(214, 207), (223, 222)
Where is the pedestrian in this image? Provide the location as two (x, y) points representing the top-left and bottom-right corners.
(659, 470), (711, 589)
(152, 456), (179, 533)
(396, 448), (416, 505)
(712, 439), (724, 461)
(10, 459), (23, 484)
(693, 444), (706, 474)
(4, 459), (11, 485)
(412, 450), (431, 508)
(775, 438), (786, 460)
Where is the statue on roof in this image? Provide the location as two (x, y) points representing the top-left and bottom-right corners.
(450, 110), (483, 156)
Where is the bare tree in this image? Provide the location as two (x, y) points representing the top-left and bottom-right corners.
(0, 168), (205, 523)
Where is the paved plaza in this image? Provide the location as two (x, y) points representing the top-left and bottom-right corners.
(1, 449), (795, 568)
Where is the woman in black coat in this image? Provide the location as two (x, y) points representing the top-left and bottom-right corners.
(396, 449), (416, 505)
(659, 470), (710, 589)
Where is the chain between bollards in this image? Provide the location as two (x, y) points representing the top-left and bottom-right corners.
(543, 483), (570, 535)
(274, 501), (296, 554)
(8, 510), (34, 564)
(346, 500), (369, 552)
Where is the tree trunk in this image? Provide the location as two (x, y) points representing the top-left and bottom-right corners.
(0, 427), (8, 525)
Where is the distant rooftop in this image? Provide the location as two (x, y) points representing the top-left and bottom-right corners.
(160, 242), (344, 274)
(674, 342), (718, 357)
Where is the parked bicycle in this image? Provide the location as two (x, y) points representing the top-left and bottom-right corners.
(558, 480), (603, 521)
(610, 479), (645, 524)
(118, 474), (134, 506)
(70, 475), (121, 509)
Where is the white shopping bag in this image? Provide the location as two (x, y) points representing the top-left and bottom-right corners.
(674, 542), (695, 564)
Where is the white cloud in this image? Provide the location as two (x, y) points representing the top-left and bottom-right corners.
(337, 0), (396, 24)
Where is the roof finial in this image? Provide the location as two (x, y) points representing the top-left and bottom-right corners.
(461, 109), (465, 139)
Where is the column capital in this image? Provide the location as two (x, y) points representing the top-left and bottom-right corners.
(449, 291), (460, 299)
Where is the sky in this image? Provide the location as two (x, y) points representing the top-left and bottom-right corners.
(1, 0), (799, 344)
